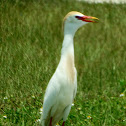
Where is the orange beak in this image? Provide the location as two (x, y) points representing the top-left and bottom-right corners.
(76, 15), (99, 23)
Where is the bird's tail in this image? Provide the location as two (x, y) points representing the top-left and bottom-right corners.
(40, 114), (44, 126)
(40, 112), (51, 126)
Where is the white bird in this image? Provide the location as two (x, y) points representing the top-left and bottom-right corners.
(40, 11), (98, 126)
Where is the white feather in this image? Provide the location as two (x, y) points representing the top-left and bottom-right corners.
(40, 11), (98, 126)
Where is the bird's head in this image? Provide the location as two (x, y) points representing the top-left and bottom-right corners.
(63, 11), (99, 35)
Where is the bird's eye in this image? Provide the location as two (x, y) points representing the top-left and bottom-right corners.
(75, 16), (82, 20)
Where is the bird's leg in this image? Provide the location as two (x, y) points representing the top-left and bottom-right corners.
(49, 117), (53, 126)
(62, 121), (65, 126)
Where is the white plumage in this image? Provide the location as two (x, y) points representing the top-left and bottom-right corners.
(40, 11), (98, 126)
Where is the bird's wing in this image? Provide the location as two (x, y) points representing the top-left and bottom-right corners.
(42, 72), (60, 124)
(73, 68), (77, 99)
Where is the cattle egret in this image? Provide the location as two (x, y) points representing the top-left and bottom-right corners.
(40, 11), (98, 126)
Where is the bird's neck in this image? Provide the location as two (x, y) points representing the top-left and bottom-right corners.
(58, 25), (77, 83)
(61, 23), (77, 57)
(59, 33), (75, 83)
(61, 33), (74, 61)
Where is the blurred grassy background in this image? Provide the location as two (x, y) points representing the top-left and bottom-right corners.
(0, 0), (126, 125)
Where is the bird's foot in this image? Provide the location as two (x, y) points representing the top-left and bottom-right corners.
(49, 117), (53, 126)
(62, 121), (65, 126)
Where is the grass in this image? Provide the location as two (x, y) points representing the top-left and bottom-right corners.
(0, 0), (126, 125)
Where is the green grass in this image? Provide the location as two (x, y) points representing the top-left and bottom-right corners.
(0, 0), (126, 125)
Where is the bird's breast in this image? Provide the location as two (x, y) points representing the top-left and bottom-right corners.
(58, 84), (74, 105)
(59, 53), (75, 84)
(66, 54), (75, 83)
